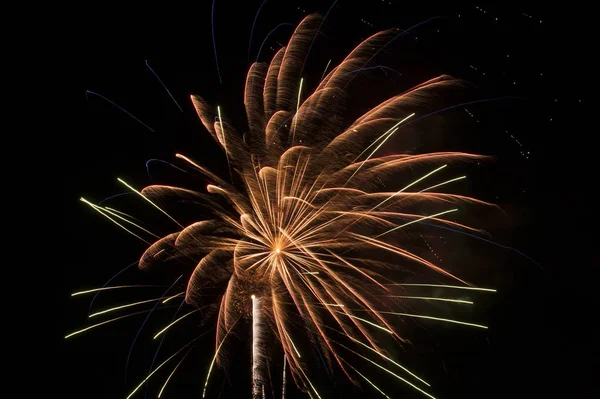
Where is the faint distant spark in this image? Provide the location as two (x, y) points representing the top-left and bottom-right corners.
(145, 60), (183, 112)
(85, 90), (155, 132)
(248, 0), (269, 60)
(211, 0), (222, 84)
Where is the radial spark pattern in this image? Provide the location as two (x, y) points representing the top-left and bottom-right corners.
(72, 13), (499, 398)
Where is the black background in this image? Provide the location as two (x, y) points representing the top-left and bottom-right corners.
(58, 1), (595, 398)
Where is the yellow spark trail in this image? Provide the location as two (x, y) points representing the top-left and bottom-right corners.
(419, 176), (466, 193)
(297, 364), (323, 399)
(338, 312), (394, 334)
(391, 284), (497, 293)
(89, 297), (164, 318)
(293, 77), (304, 143)
(320, 59), (332, 82)
(101, 207), (160, 238)
(71, 285), (160, 296)
(344, 361), (392, 399)
(158, 346), (195, 397)
(376, 208), (458, 238)
(380, 311), (488, 329)
(163, 292), (184, 303)
(202, 321), (238, 398)
(397, 164), (448, 193)
(334, 340), (437, 399)
(117, 178), (183, 228)
(353, 114), (415, 163)
(284, 330), (301, 358)
(65, 309), (160, 339)
(80, 198), (150, 244)
(126, 337), (199, 399)
(348, 336), (430, 386)
(386, 295), (473, 305)
(154, 309), (201, 339)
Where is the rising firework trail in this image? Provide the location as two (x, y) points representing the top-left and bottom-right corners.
(68, 12), (505, 398)
(282, 355), (287, 399)
(252, 295), (263, 399)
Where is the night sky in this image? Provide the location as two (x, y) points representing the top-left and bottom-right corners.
(60, 2), (595, 398)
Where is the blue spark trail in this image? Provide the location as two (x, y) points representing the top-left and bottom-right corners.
(396, 217), (541, 267)
(146, 158), (188, 180)
(402, 96), (523, 128)
(247, 22), (294, 103)
(315, 344), (333, 381)
(125, 275), (183, 381)
(300, 0), (338, 76)
(144, 300), (186, 398)
(344, 16), (443, 89)
(255, 23), (295, 62)
(248, 0), (269, 60)
(85, 90), (155, 132)
(97, 192), (134, 206)
(211, 0), (222, 84)
(145, 60), (183, 112)
(339, 65), (402, 79)
(88, 261), (138, 314)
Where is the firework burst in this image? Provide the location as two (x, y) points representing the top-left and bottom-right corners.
(69, 13), (501, 398)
